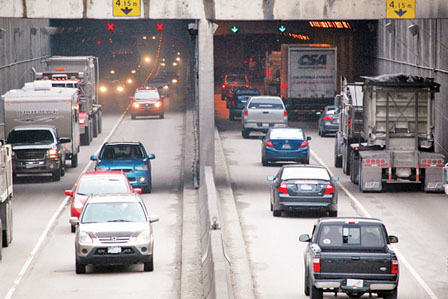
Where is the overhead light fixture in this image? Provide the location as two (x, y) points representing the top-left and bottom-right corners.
(385, 22), (394, 34)
(408, 24), (419, 36)
(42, 26), (57, 35)
(31, 27), (39, 35)
(14, 28), (24, 36)
(0, 28), (6, 39)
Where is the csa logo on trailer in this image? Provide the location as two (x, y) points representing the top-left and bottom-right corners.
(298, 55), (327, 66)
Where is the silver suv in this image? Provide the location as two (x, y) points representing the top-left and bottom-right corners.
(70, 193), (159, 274)
(241, 96), (288, 138)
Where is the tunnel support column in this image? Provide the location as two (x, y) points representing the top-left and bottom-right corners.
(198, 19), (215, 178)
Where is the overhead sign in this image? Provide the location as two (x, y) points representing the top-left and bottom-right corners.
(386, 0), (415, 19)
(230, 26), (239, 33)
(113, 0), (141, 17)
(278, 25), (286, 33)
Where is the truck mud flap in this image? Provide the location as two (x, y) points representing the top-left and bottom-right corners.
(359, 163), (382, 192)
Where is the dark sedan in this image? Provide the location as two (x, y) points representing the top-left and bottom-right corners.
(261, 127), (311, 166)
(317, 105), (340, 137)
(228, 87), (260, 120)
(267, 164), (338, 217)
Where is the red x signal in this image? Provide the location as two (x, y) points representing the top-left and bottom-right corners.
(107, 23), (115, 31)
(156, 23), (164, 31)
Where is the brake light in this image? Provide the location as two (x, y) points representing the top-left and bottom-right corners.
(324, 183), (335, 195)
(299, 140), (308, 148)
(244, 110), (248, 116)
(313, 258), (321, 273)
(221, 84), (226, 89)
(284, 110), (288, 117)
(391, 257), (399, 274)
(229, 94), (233, 98)
(278, 182), (288, 194)
(323, 116), (334, 121)
(265, 140), (274, 148)
(245, 84), (249, 88)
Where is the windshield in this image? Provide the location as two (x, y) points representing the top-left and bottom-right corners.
(318, 224), (386, 248)
(135, 91), (160, 100)
(281, 167), (330, 180)
(81, 202), (146, 223)
(77, 177), (129, 195)
(100, 145), (144, 160)
(7, 130), (55, 145)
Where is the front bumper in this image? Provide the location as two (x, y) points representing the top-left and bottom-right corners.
(76, 245), (153, 266)
(13, 159), (60, 174)
(131, 104), (164, 116)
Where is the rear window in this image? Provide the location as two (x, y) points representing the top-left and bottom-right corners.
(77, 176), (129, 195)
(227, 75), (247, 83)
(248, 98), (284, 109)
(270, 129), (304, 140)
(318, 224), (386, 248)
(281, 167), (330, 180)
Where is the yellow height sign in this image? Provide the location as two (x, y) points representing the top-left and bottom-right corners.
(386, 0), (415, 19)
(113, 0), (141, 17)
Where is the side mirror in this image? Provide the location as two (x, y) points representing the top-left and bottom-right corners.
(389, 235), (399, 244)
(267, 175), (275, 181)
(299, 234), (311, 242)
(64, 190), (74, 197)
(90, 155), (97, 161)
(161, 96), (166, 100)
(149, 215), (159, 223)
(59, 138), (71, 144)
(148, 154), (156, 159)
(331, 176), (339, 182)
(307, 136), (312, 141)
(69, 217), (79, 226)
(133, 188), (142, 194)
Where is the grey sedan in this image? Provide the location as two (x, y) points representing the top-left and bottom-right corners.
(71, 193), (159, 274)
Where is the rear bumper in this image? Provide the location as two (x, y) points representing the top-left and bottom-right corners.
(264, 149), (308, 162)
(243, 121), (287, 132)
(321, 123), (339, 133)
(314, 278), (397, 292)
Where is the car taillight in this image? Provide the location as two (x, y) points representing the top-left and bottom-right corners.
(324, 183), (335, 195)
(323, 116), (334, 121)
(299, 140), (308, 148)
(391, 257), (399, 274)
(233, 82), (238, 85)
(245, 84), (249, 88)
(229, 94), (233, 98)
(278, 182), (288, 194)
(265, 140), (274, 148)
(284, 110), (288, 117)
(313, 258), (321, 273)
(244, 110), (248, 116)
(221, 84), (225, 89)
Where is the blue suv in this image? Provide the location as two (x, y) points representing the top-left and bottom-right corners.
(90, 142), (155, 193)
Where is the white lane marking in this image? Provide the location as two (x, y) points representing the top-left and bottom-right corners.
(5, 108), (129, 299)
(311, 149), (439, 299)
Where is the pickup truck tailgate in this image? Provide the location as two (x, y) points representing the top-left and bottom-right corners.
(320, 251), (394, 278)
(247, 108), (284, 123)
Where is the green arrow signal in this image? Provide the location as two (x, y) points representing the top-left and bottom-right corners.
(230, 26), (239, 33)
(278, 25), (286, 33)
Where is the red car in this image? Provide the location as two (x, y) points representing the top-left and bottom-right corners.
(65, 171), (141, 232)
(130, 87), (165, 119)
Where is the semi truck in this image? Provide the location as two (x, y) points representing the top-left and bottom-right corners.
(2, 80), (80, 176)
(348, 74), (444, 192)
(334, 79), (364, 183)
(280, 44), (337, 118)
(32, 56), (102, 145)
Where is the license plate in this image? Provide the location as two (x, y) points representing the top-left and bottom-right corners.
(262, 123), (269, 127)
(108, 246), (121, 254)
(301, 184), (313, 191)
(282, 144), (291, 149)
(346, 279), (363, 288)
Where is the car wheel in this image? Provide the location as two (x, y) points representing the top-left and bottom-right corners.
(309, 278), (323, 299)
(71, 225), (76, 233)
(144, 257), (154, 272)
(321, 130), (326, 137)
(328, 210), (338, 217)
(75, 261), (86, 274)
(270, 201), (273, 211)
(380, 288), (398, 299)
(131, 114), (136, 120)
(160, 113), (164, 119)
(229, 112), (234, 121)
(273, 210), (281, 217)
(143, 185), (152, 193)
(304, 156), (310, 164)
(318, 127), (322, 136)
(71, 154), (78, 168)
(0, 219), (2, 261)
(242, 129), (250, 139)
(262, 157), (268, 166)
(304, 270), (310, 296)
(52, 168), (61, 182)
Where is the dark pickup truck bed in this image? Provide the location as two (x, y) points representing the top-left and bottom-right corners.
(300, 217), (399, 299)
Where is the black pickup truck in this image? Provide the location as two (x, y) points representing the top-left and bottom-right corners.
(299, 217), (399, 299)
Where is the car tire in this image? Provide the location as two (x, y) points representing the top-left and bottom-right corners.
(318, 128), (321, 136)
(71, 154), (78, 168)
(71, 225), (76, 233)
(144, 257), (154, 272)
(0, 219), (3, 261)
(304, 156), (310, 164)
(273, 210), (281, 217)
(380, 289), (398, 299)
(304, 271), (310, 296)
(75, 261), (86, 274)
(52, 168), (61, 182)
(131, 114), (136, 120)
(92, 114), (98, 138)
(242, 129), (250, 139)
(343, 143), (351, 175)
(270, 201), (273, 211)
(2, 201), (12, 248)
(61, 160), (65, 177)
(160, 113), (164, 119)
(262, 157), (268, 166)
(229, 111), (234, 121)
(143, 185), (152, 194)
(309, 279), (323, 299)
(328, 210), (338, 217)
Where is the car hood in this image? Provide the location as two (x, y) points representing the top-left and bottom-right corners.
(97, 159), (146, 169)
(79, 222), (149, 236)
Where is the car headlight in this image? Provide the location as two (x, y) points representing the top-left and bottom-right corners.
(79, 231), (93, 244)
(135, 230), (150, 242)
(132, 102), (140, 108)
(95, 166), (109, 171)
(73, 197), (84, 209)
(172, 78), (178, 84)
(163, 85), (169, 90)
(117, 86), (124, 92)
(47, 148), (59, 159)
(100, 86), (107, 93)
(135, 165), (148, 171)
(154, 101), (162, 108)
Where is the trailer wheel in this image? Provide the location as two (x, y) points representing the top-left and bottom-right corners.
(343, 143), (351, 175)
(71, 154), (78, 168)
(97, 110), (102, 134)
(92, 114), (98, 138)
(80, 126), (91, 145)
(0, 219), (2, 260)
(358, 162), (364, 192)
(334, 137), (342, 168)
